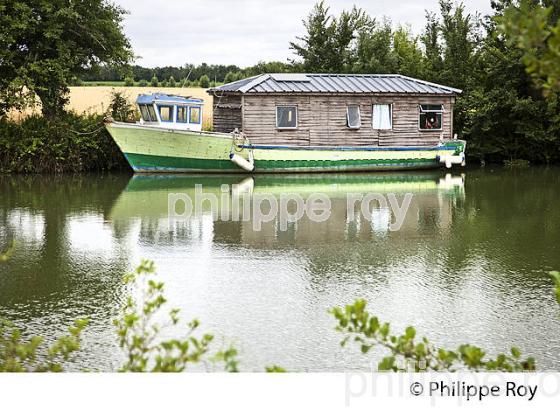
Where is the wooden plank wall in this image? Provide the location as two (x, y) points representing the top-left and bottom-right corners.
(240, 94), (455, 147)
(212, 94), (242, 133)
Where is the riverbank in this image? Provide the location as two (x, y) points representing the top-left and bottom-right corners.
(0, 113), (129, 174)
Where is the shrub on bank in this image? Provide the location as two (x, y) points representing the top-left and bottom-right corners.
(0, 113), (129, 174)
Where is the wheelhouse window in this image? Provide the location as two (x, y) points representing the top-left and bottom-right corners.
(147, 105), (157, 122)
(372, 104), (392, 129)
(419, 104), (443, 130)
(177, 106), (188, 123)
(158, 105), (174, 122)
(139, 104), (151, 121)
(189, 106), (201, 124)
(276, 106), (297, 129)
(347, 106), (361, 129)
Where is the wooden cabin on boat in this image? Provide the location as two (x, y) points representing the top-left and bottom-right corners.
(208, 73), (461, 147)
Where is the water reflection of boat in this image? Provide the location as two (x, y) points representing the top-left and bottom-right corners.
(109, 172), (465, 241)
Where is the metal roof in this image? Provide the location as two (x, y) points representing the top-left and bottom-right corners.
(209, 73), (461, 95)
(136, 93), (204, 105)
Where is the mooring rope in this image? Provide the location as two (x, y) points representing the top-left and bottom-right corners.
(69, 124), (106, 135)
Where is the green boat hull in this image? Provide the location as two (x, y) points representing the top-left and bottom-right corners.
(106, 122), (466, 173)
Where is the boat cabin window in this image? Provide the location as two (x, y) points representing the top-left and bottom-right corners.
(158, 105), (174, 122)
(139, 104), (157, 122)
(177, 106), (188, 123)
(276, 106), (297, 129)
(347, 106), (361, 129)
(372, 104), (392, 130)
(147, 105), (157, 122)
(189, 106), (201, 124)
(139, 104), (150, 121)
(419, 104), (443, 130)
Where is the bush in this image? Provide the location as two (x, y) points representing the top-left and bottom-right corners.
(150, 75), (159, 87)
(69, 77), (83, 86)
(161, 80), (168, 88)
(0, 318), (88, 372)
(168, 76), (176, 87)
(332, 299), (536, 371)
(108, 90), (137, 122)
(124, 77), (134, 86)
(198, 75), (210, 88)
(138, 79), (148, 87)
(224, 71), (243, 84)
(0, 113), (129, 173)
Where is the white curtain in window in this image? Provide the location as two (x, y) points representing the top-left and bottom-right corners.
(372, 104), (391, 129)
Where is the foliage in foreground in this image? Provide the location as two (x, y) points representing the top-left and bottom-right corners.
(331, 299), (537, 372)
(0, 318), (88, 372)
(114, 260), (239, 372)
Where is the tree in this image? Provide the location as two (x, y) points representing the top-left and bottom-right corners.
(392, 26), (425, 78)
(500, 0), (560, 94)
(244, 61), (293, 76)
(438, 0), (478, 91)
(0, 0), (132, 118)
(460, 0), (560, 163)
(168, 76), (176, 87)
(124, 77), (134, 87)
(290, 1), (371, 72)
(224, 71), (242, 84)
(198, 74), (210, 88)
(150, 75), (159, 87)
(353, 18), (397, 74)
(421, 11), (444, 83)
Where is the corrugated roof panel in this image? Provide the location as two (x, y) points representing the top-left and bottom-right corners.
(385, 77), (409, 93)
(325, 76), (347, 92)
(338, 76), (360, 92)
(356, 76), (379, 92)
(370, 77), (390, 93)
(210, 74), (462, 95)
(311, 76), (331, 92)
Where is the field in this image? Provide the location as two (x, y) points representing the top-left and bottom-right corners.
(10, 86), (214, 128)
(68, 86), (214, 126)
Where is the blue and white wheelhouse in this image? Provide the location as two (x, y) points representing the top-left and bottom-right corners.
(136, 93), (204, 132)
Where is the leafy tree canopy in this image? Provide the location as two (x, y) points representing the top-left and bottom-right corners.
(0, 0), (133, 118)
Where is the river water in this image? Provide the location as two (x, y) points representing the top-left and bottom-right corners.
(1, 168), (559, 371)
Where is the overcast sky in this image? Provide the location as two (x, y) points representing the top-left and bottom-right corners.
(114, 0), (493, 68)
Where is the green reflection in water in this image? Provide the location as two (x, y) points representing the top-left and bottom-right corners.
(1, 168), (559, 371)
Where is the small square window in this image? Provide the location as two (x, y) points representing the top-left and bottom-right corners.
(276, 106), (297, 129)
(419, 104), (443, 130)
(158, 105), (174, 122)
(372, 104), (392, 130)
(177, 106), (188, 123)
(347, 106), (361, 129)
(189, 106), (201, 124)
